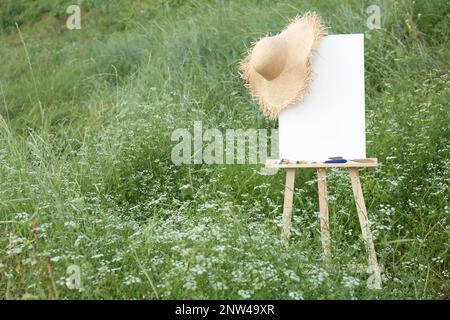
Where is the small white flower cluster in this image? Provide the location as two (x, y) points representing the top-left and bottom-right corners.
(341, 274), (361, 290)
(123, 274), (142, 286)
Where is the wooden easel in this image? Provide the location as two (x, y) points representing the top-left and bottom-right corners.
(266, 158), (382, 289)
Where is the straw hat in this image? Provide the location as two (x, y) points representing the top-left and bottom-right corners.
(240, 12), (326, 118)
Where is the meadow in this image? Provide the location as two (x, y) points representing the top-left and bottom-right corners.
(0, 0), (448, 299)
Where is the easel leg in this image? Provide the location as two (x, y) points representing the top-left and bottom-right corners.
(317, 168), (331, 261)
(282, 168), (296, 239)
(349, 168), (382, 289)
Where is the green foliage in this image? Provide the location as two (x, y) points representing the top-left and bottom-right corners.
(0, 0), (448, 299)
(0, 0), (26, 31)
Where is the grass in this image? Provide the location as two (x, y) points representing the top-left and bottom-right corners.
(0, 0), (449, 299)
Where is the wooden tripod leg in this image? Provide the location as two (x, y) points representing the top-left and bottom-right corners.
(349, 168), (382, 289)
(317, 169), (331, 261)
(282, 168), (296, 239)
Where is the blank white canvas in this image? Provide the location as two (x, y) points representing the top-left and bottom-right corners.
(278, 34), (366, 162)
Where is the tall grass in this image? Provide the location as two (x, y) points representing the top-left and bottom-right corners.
(0, 0), (448, 299)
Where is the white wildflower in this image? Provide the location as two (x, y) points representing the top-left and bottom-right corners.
(238, 290), (253, 299)
(342, 274), (360, 289)
(288, 291), (304, 300)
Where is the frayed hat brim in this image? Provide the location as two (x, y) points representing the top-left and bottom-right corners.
(239, 12), (327, 119)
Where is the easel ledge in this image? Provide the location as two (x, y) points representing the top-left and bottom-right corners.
(265, 158), (378, 169)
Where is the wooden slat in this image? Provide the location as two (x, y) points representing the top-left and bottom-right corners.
(317, 168), (331, 261)
(282, 168), (296, 239)
(349, 168), (382, 289)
